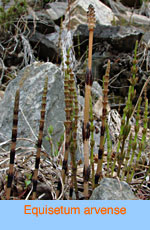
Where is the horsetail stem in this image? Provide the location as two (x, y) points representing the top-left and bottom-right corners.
(121, 133), (133, 181)
(118, 41), (138, 178)
(87, 4), (96, 70)
(69, 72), (75, 120)
(111, 41), (138, 178)
(69, 176), (74, 200)
(83, 4), (95, 199)
(95, 60), (110, 186)
(61, 48), (71, 186)
(126, 97), (141, 182)
(6, 89), (20, 200)
(72, 77), (79, 199)
(129, 97), (148, 183)
(69, 71), (79, 199)
(90, 96), (95, 189)
(117, 86), (133, 177)
(32, 76), (48, 200)
(106, 123), (112, 177)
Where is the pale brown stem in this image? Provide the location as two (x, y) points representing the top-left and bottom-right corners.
(88, 29), (94, 70)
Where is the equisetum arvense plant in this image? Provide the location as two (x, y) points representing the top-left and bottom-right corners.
(6, 89), (20, 200)
(95, 60), (110, 186)
(83, 4), (96, 199)
(32, 76), (48, 200)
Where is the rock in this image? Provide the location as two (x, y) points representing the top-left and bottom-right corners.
(74, 24), (143, 98)
(107, 109), (121, 143)
(140, 2), (150, 18)
(29, 31), (60, 63)
(46, 2), (68, 21)
(24, 11), (60, 63)
(0, 133), (6, 143)
(25, 11), (61, 63)
(74, 24), (143, 52)
(92, 52), (109, 81)
(0, 90), (4, 101)
(90, 178), (137, 200)
(78, 95), (84, 109)
(106, 0), (150, 30)
(63, 0), (117, 30)
(91, 81), (103, 100)
(0, 62), (65, 153)
(93, 96), (110, 118)
(45, 25), (61, 45)
(26, 12), (56, 34)
(118, 11), (150, 29)
(120, 0), (142, 8)
(102, 0), (129, 14)
(77, 82), (103, 110)
(142, 31), (150, 44)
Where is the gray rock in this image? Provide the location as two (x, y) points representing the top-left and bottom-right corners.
(26, 12), (56, 34)
(29, 31), (60, 63)
(78, 82), (102, 107)
(46, 2), (68, 21)
(74, 24), (143, 52)
(91, 81), (103, 99)
(63, 0), (117, 30)
(91, 51), (111, 80)
(0, 62), (65, 154)
(46, 26), (60, 45)
(78, 95), (84, 109)
(118, 11), (150, 29)
(25, 12), (59, 62)
(74, 24), (144, 98)
(140, 2), (150, 18)
(120, 0), (142, 8)
(90, 178), (137, 200)
(142, 31), (150, 44)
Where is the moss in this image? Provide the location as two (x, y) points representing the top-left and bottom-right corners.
(0, 0), (28, 31)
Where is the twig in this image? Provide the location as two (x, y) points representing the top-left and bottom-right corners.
(25, 187), (33, 200)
